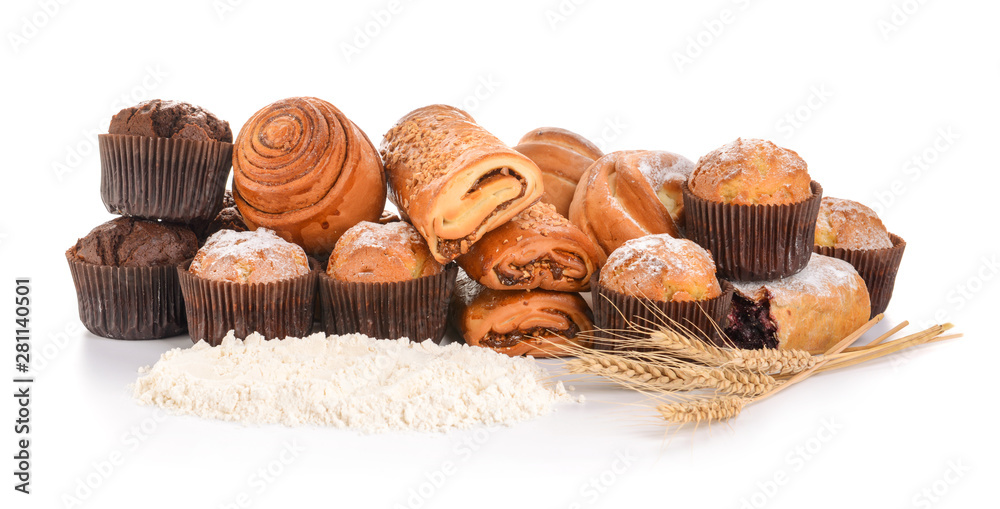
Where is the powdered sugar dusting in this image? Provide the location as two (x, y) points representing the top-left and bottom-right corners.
(338, 221), (425, 252)
(697, 138), (807, 182)
(131, 331), (576, 432)
(817, 197), (893, 250)
(191, 228), (309, 283)
(635, 151), (693, 189)
(733, 254), (864, 301)
(604, 235), (698, 275)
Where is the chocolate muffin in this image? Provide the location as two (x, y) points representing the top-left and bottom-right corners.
(66, 218), (198, 340)
(108, 99), (233, 143)
(191, 191), (248, 242)
(319, 221), (457, 342)
(100, 100), (234, 222)
(74, 217), (198, 267)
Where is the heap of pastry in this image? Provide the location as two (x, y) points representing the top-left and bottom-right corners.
(67, 97), (906, 359)
(587, 138), (904, 354)
(381, 105), (599, 356)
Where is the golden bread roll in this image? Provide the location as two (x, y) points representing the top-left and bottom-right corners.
(380, 105), (543, 263)
(513, 127), (602, 216)
(568, 150), (691, 262)
(232, 97), (386, 258)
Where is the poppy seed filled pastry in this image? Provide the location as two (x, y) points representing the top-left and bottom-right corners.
(232, 97), (386, 259)
(451, 270), (593, 358)
(513, 127), (603, 216)
(380, 105), (543, 263)
(456, 202), (602, 292)
(568, 150), (692, 262)
(724, 254), (870, 354)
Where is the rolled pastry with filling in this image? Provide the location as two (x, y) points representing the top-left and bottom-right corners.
(568, 150), (692, 262)
(513, 127), (603, 217)
(451, 271), (593, 357)
(457, 202), (601, 292)
(380, 105), (543, 263)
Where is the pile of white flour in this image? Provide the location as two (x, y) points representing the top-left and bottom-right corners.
(132, 331), (576, 432)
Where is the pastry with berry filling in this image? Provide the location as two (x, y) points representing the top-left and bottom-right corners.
(724, 254), (870, 354)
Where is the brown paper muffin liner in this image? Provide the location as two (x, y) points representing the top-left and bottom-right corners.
(99, 134), (233, 222)
(814, 233), (906, 318)
(318, 264), (458, 343)
(683, 181), (823, 281)
(66, 248), (187, 340)
(177, 259), (318, 346)
(591, 274), (734, 351)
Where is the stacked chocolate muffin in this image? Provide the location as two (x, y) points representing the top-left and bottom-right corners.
(67, 100), (235, 339)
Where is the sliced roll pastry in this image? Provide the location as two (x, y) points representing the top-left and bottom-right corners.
(451, 271), (593, 358)
(380, 105), (543, 263)
(457, 202), (601, 292)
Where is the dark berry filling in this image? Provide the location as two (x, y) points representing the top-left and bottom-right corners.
(723, 292), (780, 350)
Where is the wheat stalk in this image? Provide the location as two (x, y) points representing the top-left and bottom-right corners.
(592, 327), (821, 377)
(559, 313), (961, 428)
(566, 356), (777, 397)
(657, 396), (746, 425)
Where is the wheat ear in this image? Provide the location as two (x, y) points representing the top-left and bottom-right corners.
(657, 396), (747, 425)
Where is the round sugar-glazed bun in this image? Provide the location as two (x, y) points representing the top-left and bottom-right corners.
(689, 138), (812, 205)
(189, 228), (310, 284)
(815, 197), (893, 250)
(600, 234), (722, 302)
(328, 221), (444, 283)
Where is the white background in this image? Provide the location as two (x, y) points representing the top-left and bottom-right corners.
(2, 0), (998, 508)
